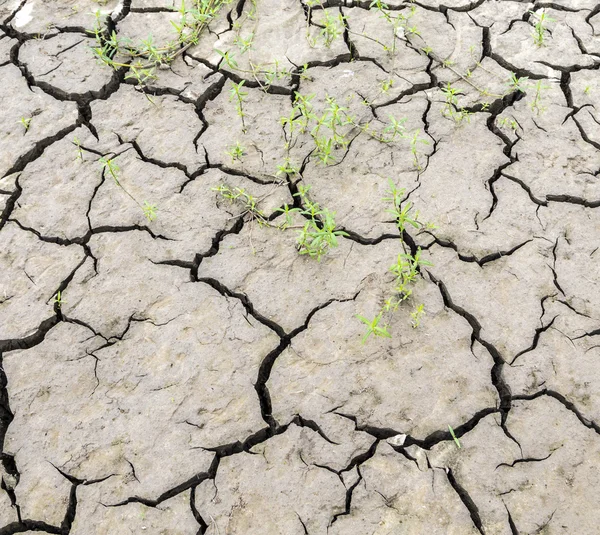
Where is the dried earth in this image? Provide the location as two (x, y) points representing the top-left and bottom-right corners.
(1, 0), (600, 533)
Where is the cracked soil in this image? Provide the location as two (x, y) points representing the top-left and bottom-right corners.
(1, 0), (600, 533)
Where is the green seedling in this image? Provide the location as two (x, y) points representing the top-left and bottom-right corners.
(584, 86), (591, 95)
(234, 32), (254, 53)
(448, 425), (461, 449)
(508, 72), (529, 93)
(384, 186), (420, 233)
(229, 80), (248, 132)
(142, 201), (158, 222)
(410, 303), (425, 328)
(358, 179), (433, 341)
(73, 137), (83, 160)
(322, 10), (344, 47)
(100, 156), (121, 185)
(530, 9), (555, 47)
(89, 0), (230, 86)
(293, 185), (348, 260)
(357, 313), (392, 343)
(53, 290), (65, 309)
(530, 80), (550, 114)
(216, 48), (239, 70)
(383, 115), (407, 142)
(498, 117), (518, 131)
(18, 117), (32, 132)
(276, 157), (300, 177)
(441, 82), (470, 123)
(225, 141), (246, 163)
(409, 130), (429, 171)
(213, 184), (269, 225)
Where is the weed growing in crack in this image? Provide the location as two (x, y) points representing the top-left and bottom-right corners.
(305, 1), (345, 48)
(292, 184), (348, 261)
(275, 157), (300, 177)
(213, 182), (346, 261)
(497, 117), (519, 131)
(440, 83), (473, 124)
(216, 47), (310, 92)
(234, 32), (255, 54)
(365, 0), (416, 56)
(358, 180), (433, 342)
(229, 80), (248, 133)
(73, 137), (84, 161)
(448, 425), (461, 448)
(225, 141), (246, 163)
(507, 73), (529, 93)
(530, 9), (555, 47)
(99, 157), (158, 223)
(17, 116), (31, 132)
(88, 0), (231, 85)
(212, 184), (270, 225)
(53, 290), (65, 309)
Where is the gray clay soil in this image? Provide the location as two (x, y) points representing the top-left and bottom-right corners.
(1, 0), (600, 533)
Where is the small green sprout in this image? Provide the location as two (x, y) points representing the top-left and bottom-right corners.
(530, 80), (550, 114)
(99, 157), (121, 185)
(142, 201), (158, 222)
(508, 72), (529, 93)
(410, 303), (425, 328)
(18, 117), (32, 132)
(73, 137), (83, 160)
(225, 141), (246, 163)
(357, 313), (392, 343)
(530, 9), (555, 47)
(53, 290), (65, 309)
(229, 80), (248, 132)
(448, 425), (461, 449)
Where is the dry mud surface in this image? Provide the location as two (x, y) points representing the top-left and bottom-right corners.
(1, 0), (600, 533)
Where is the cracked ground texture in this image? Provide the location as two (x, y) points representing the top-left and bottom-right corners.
(0, 0), (599, 533)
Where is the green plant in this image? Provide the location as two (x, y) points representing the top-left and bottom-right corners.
(410, 303), (425, 328)
(530, 9), (555, 47)
(441, 83), (471, 124)
(319, 10), (345, 47)
(530, 80), (550, 114)
(293, 185), (348, 261)
(143, 201), (158, 222)
(508, 72), (529, 93)
(448, 425), (461, 449)
(212, 184), (270, 225)
(17, 116), (31, 132)
(73, 137), (84, 160)
(358, 180), (433, 341)
(234, 32), (254, 53)
(357, 312), (391, 343)
(409, 130), (429, 171)
(53, 290), (65, 309)
(88, 0), (230, 86)
(229, 80), (248, 133)
(383, 115), (407, 142)
(225, 141), (246, 163)
(305, 2), (345, 48)
(497, 117), (518, 131)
